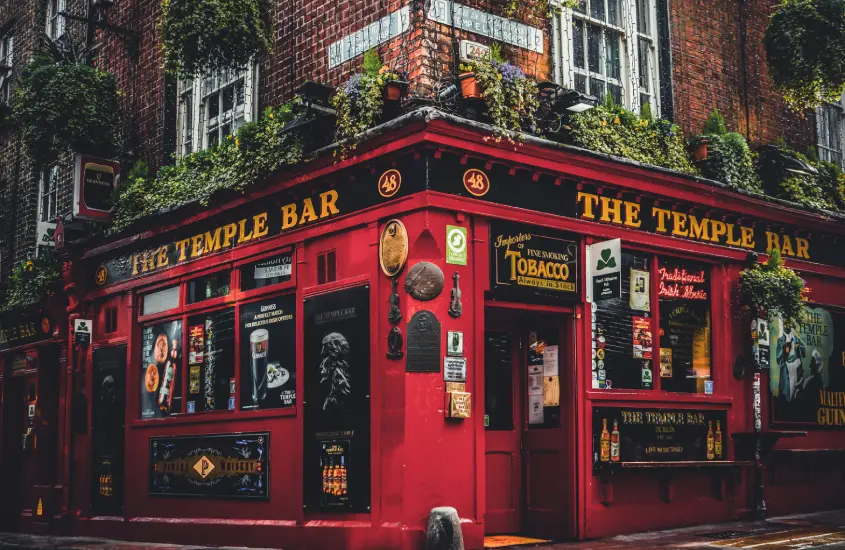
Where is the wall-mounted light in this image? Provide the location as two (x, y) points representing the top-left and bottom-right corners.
(557, 89), (597, 113)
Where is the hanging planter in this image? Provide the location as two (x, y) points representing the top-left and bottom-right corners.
(739, 249), (805, 327)
(12, 53), (121, 167)
(764, 0), (845, 111)
(161, 0), (272, 77)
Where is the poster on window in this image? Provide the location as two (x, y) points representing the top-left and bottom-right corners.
(140, 320), (182, 419)
(770, 306), (845, 427)
(632, 316), (652, 359)
(239, 295), (297, 410)
(630, 268), (650, 311)
(303, 286), (370, 513)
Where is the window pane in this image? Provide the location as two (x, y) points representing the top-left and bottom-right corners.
(637, 0), (650, 35)
(574, 0), (587, 13)
(239, 295), (297, 410)
(142, 286), (180, 315)
(575, 73), (588, 94)
(658, 260), (712, 393)
(638, 39), (651, 90)
(527, 329), (561, 429)
(573, 19), (585, 69)
(485, 332), (513, 430)
(590, 77), (606, 101)
(208, 92), (219, 120)
(240, 252), (293, 291)
(588, 25), (602, 74)
(591, 0), (605, 21)
(593, 252), (654, 390)
(187, 308), (235, 413)
(605, 32), (621, 80)
(222, 86), (234, 112)
(608, 0), (620, 27)
(140, 319), (183, 418)
(186, 271), (231, 304)
(608, 84), (623, 106)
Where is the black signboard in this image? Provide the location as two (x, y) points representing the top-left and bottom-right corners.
(83, 163), (117, 212)
(149, 432), (269, 499)
(140, 320), (183, 419)
(592, 406), (728, 470)
(406, 311), (441, 373)
(239, 295), (297, 411)
(0, 312), (53, 351)
(303, 286), (370, 513)
(240, 252), (293, 291)
(92, 345), (126, 514)
(490, 222), (579, 302)
(770, 305), (845, 427)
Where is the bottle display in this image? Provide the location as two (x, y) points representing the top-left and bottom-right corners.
(322, 458), (329, 494)
(706, 420), (715, 460)
(610, 419), (621, 462)
(158, 360), (176, 413)
(600, 418), (611, 462)
(715, 420), (723, 459)
(340, 456), (348, 495)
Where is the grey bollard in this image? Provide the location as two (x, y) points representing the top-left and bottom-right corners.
(426, 506), (465, 550)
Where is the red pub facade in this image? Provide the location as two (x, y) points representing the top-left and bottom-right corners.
(2, 110), (845, 549)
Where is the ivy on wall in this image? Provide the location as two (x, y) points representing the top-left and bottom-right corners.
(1, 255), (61, 312)
(739, 249), (806, 327)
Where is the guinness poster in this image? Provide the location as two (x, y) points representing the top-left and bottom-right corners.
(770, 305), (845, 427)
(149, 432), (269, 499)
(239, 295), (297, 410)
(303, 286), (370, 512)
(140, 320), (182, 419)
(592, 407), (727, 471)
(490, 222), (579, 302)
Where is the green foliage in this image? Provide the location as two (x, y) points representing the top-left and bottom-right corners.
(805, 145), (819, 162)
(701, 108), (727, 135)
(161, 0), (272, 77)
(331, 50), (399, 159)
(640, 102), (654, 123)
(757, 146), (845, 210)
(13, 55), (120, 167)
(111, 104), (301, 233)
(764, 0), (845, 111)
(461, 52), (540, 143)
(739, 249), (806, 326)
(564, 103), (698, 175)
(1, 254), (61, 312)
(697, 132), (762, 191)
(503, 0), (583, 22)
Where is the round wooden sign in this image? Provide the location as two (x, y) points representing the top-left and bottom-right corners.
(378, 169), (402, 198)
(404, 262), (445, 301)
(379, 219), (409, 277)
(463, 168), (490, 196)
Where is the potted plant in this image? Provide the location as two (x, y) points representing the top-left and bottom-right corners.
(764, 0), (845, 110)
(381, 68), (408, 102)
(459, 70), (482, 99)
(692, 109), (761, 191)
(739, 249), (805, 327)
(1, 254), (62, 312)
(161, 0), (272, 76)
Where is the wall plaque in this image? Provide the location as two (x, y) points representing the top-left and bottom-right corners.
(444, 357), (467, 382)
(149, 432), (269, 499)
(592, 407), (727, 472)
(379, 219), (409, 277)
(404, 262), (445, 301)
(406, 311), (441, 372)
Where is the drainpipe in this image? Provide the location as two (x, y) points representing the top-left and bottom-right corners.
(738, 0), (752, 141)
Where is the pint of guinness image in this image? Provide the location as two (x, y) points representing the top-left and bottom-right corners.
(250, 329), (269, 405)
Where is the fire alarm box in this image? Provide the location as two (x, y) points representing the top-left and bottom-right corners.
(73, 155), (121, 221)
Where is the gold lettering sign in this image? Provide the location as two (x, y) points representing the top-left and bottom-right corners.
(448, 391), (471, 418)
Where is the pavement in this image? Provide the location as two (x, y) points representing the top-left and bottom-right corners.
(2, 510), (845, 549)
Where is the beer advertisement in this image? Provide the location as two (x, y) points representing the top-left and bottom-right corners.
(239, 295), (296, 410)
(140, 320), (182, 419)
(770, 305), (845, 427)
(303, 286), (370, 513)
(149, 432), (269, 499)
(592, 407), (727, 470)
(490, 222), (579, 302)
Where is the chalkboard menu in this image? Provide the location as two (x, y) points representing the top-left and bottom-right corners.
(592, 252), (652, 390)
(592, 406), (727, 471)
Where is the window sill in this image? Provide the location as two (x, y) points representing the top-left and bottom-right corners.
(586, 390), (733, 405)
(130, 406), (296, 428)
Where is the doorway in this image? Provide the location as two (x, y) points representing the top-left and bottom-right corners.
(0, 374), (26, 530)
(483, 307), (575, 540)
(91, 345), (126, 515)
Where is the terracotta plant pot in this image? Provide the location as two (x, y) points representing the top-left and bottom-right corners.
(459, 72), (481, 99)
(693, 137), (710, 162)
(383, 81), (407, 102)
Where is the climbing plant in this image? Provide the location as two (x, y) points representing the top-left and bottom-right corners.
(739, 249), (805, 326)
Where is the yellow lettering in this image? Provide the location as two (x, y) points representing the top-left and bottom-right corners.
(319, 190), (340, 218)
(281, 203), (298, 229)
(796, 237), (809, 259)
(781, 234), (795, 257)
(221, 224), (237, 248)
(175, 239), (191, 262)
(157, 245), (169, 268)
(599, 196), (623, 224)
(671, 211), (689, 237)
(527, 259), (538, 276)
(710, 220), (727, 243)
(237, 218), (253, 244)
(299, 198), (318, 225)
(252, 213), (269, 239)
(578, 192), (600, 220)
(131, 253), (142, 275)
(624, 202), (642, 228)
(143, 250), (156, 272)
(203, 228), (222, 254)
(688, 215), (709, 241)
(652, 207), (672, 233)
(726, 223), (742, 246)
(505, 250), (520, 280)
(766, 231), (780, 254)
(741, 226), (755, 249)
(191, 234), (204, 258)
